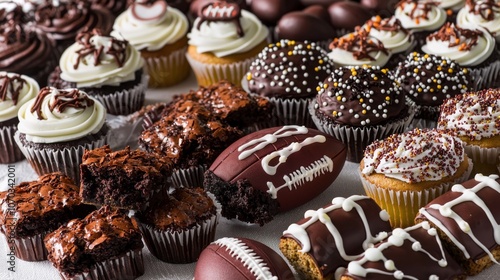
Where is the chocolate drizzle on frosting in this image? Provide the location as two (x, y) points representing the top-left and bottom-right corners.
(0, 73), (26, 105)
(396, 0), (439, 21)
(428, 22), (483, 51)
(30, 87), (94, 120)
(365, 15), (408, 34)
(74, 29), (128, 69)
(466, 0), (500, 21)
(197, 1), (244, 37)
(330, 28), (388, 61)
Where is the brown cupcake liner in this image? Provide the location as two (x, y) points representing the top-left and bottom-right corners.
(94, 74), (149, 116)
(59, 248), (145, 280)
(186, 53), (256, 87)
(143, 46), (190, 88)
(8, 232), (48, 261)
(0, 124), (24, 164)
(309, 99), (416, 162)
(14, 131), (108, 184)
(359, 157), (473, 228)
(171, 165), (207, 189)
(139, 214), (218, 264)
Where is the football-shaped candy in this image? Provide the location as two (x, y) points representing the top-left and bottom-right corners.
(204, 125), (346, 225)
(194, 237), (294, 280)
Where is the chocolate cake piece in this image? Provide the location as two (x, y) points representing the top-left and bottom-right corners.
(44, 206), (144, 279)
(80, 145), (173, 210)
(0, 173), (95, 261)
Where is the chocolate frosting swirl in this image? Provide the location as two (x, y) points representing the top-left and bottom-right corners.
(90, 0), (127, 16)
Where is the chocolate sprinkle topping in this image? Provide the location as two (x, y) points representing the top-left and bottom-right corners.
(466, 0), (500, 21)
(427, 22), (483, 51)
(197, 1), (244, 37)
(0, 73), (26, 105)
(30, 87), (94, 120)
(74, 29), (128, 69)
(396, 0), (439, 21)
(330, 28), (388, 61)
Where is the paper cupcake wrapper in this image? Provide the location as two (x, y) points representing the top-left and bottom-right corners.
(8, 232), (48, 261)
(465, 144), (500, 176)
(186, 53), (256, 87)
(14, 131), (108, 184)
(94, 74), (149, 116)
(60, 248), (145, 280)
(139, 214), (218, 263)
(309, 99), (416, 162)
(409, 118), (437, 130)
(0, 124), (24, 163)
(470, 59), (500, 91)
(171, 165), (207, 189)
(144, 46), (190, 88)
(106, 113), (145, 150)
(265, 96), (316, 128)
(359, 158), (473, 228)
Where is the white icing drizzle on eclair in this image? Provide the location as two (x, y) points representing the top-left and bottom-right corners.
(215, 237), (278, 280)
(418, 174), (500, 263)
(347, 222), (449, 280)
(283, 195), (389, 279)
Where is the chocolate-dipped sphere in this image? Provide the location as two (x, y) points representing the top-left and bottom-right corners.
(249, 0), (302, 25)
(328, 1), (372, 30)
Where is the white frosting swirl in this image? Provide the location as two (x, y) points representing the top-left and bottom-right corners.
(363, 17), (414, 54)
(59, 34), (144, 88)
(361, 129), (465, 183)
(439, 0), (465, 11)
(188, 10), (268, 57)
(17, 87), (106, 143)
(0, 72), (39, 122)
(328, 34), (390, 67)
(395, 2), (447, 32)
(437, 90), (500, 140)
(112, 5), (189, 51)
(456, 3), (500, 42)
(421, 25), (495, 66)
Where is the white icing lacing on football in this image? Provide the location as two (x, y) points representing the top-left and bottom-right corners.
(418, 174), (500, 262)
(347, 222), (449, 280)
(267, 155), (333, 199)
(238, 125), (308, 160)
(215, 237), (278, 280)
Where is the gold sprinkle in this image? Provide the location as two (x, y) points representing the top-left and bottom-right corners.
(385, 96), (390, 101)
(333, 82), (338, 87)
(414, 68), (419, 73)
(316, 86), (321, 92)
(362, 110), (367, 114)
(359, 98), (364, 103)
(448, 68), (453, 74)
(337, 96), (342, 101)
(319, 59), (324, 64)
(246, 73), (252, 81)
(323, 84), (328, 89)
(288, 51), (293, 56)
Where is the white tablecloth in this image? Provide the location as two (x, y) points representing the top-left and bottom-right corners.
(0, 73), (498, 279)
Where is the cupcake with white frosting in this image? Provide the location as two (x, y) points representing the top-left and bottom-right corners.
(456, 0), (500, 42)
(14, 87), (108, 183)
(421, 22), (499, 90)
(112, 0), (190, 87)
(0, 72), (39, 163)
(186, 1), (268, 87)
(359, 128), (473, 228)
(48, 29), (146, 115)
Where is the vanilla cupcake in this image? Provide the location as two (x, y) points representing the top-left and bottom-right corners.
(360, 128), (472, 228)
(438, 88), (500, 177)
(0, 72), (39, 163)
(112, 0), (190, 87)
(187, 1), (268, 87)
(49, 29), (147, 115)
(15, 87), (108, 183)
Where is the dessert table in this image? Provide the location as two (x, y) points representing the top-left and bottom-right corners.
(0, 72), (498, 279)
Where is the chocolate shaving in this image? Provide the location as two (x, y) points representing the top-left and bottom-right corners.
(0, 2), (23, 24)
(466, 0), (500, 21)
(365, 16), (408, 34)
(30, 87), (94, 120)
(396, 0), (439, 21)
(0, 21), (29, 45)
(0, 74), (27, 105)
(73, 29), (128, 69)
(329, 28), (389, 61)
(427, 22), (483, 51)
(197, 1), (244, 37)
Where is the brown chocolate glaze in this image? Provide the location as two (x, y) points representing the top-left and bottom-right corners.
(328, 1), (372, 31)
(314, 65), (406, 126)
(91, 0), (127, 16)
(247, 40), (334, 99)
(249, 0), (302, 25)
(44, 206), (143, 276)
(0, 73), (27, 105)
(275, 8), (335, 42)
(0, 172), (95, 238)
(190, 0), (248, 18)
(135, 187), (216, 231)
(197, 1), (244, 36)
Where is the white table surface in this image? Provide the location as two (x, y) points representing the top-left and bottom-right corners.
(0, 72), (498, 279)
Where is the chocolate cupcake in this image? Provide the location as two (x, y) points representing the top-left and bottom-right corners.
(0, 173), (95, 261)
(0, 21), (57, 87)
(310, 65), (415, 162)
(15, 87), (109, 183)
(44, 206), (144, 280)
(246, 39), (334, 128)
(0, 72), (39, 163)
(134, 187), (218, 263)
(421, 22), (499, 90)
(49, 29), (147, 115)
(34, 0), (113, 54)
(394, 52), (473, 128)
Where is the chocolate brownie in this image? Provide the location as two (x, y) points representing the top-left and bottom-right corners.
(80, 145), (173, 210)
(0, 173), (95, 261)
(44, 206), (144, 279)
(139, 100), (244, 169)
